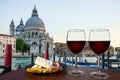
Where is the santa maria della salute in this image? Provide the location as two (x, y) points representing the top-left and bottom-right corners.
(9, 6), (53, 55)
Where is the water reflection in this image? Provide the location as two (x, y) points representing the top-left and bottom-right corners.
(0, 58), (31, 70)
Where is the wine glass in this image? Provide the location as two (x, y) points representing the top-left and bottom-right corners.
(89, 29), (110, 79)
(66, 29), (86, 76)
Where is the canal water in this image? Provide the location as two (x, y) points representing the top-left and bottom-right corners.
(0, 56), (97, 70)
(0, 57), (31, 70)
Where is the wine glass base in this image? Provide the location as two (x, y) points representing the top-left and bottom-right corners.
(68, 69), (84, 76)
(90, 71), (109, 79)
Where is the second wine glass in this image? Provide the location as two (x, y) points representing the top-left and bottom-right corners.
(66, 29), (86, 76)
(89, 29), (110, 79)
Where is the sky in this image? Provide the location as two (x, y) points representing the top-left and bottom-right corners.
(0, 0), (120, 47)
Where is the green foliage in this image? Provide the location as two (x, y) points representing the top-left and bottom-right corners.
(16, 38), (24, 52)
(16, 38), (30, 53)
(115, 47), (120, 51)
(22, 43), (30, 52)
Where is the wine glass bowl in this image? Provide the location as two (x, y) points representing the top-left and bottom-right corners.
(89, 41), (110, 55)
(89, 29), (110, 79)
(66, 29), (86, 76)
(67, 41), (85, 54)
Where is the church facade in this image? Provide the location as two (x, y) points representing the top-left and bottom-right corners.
(10, 6), (53, 56)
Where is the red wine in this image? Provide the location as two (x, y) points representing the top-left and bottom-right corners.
(89, 41), (110, 55)
(67, 41), (85, 54)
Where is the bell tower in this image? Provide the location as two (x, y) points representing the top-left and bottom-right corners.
(10, 19), (15, 36)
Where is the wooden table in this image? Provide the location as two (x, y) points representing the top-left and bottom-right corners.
(0, 65), (120, 80)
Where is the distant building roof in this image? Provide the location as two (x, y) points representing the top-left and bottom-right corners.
(0, 34), (14, 37)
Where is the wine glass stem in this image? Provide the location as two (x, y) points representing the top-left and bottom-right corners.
(97, 55), (100, 75)
(75, 55), (77, 69)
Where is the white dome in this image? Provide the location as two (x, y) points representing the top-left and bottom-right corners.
(25, 16), (45, 27)
(25, 6), (45, 29)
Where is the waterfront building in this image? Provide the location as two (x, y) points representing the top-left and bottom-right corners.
(54, 42), (114, 57)
(9, 6), (53, 56)
(0, 34), (16, 56)
(54, 42), (68, 56)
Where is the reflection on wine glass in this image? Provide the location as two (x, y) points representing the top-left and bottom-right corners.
(89, 29), (110, 79)
(66, 29), (86, 76)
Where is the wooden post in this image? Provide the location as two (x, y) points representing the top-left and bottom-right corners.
(102, 54), (105, 69)
(53, 51), (55, 62)
(44, 43), (49, 60)
(107, 50), (110, 69)
(31, 53), (34, 65)
(0, 44), (12, 74)
(4, 44), (12, 71)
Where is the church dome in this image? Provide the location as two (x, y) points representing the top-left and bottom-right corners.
(25, 6), (45, 28)
(25, 16), (44, 27)
(16, 18), (24, 32)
